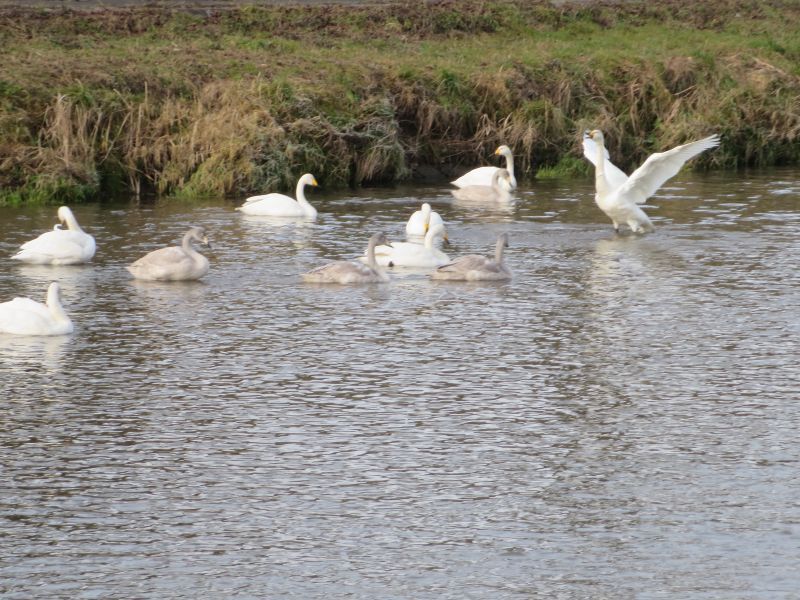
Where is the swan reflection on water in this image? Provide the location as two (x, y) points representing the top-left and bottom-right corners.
(0, 332), (70, 376)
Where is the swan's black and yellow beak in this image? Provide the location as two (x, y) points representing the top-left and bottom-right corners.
(442, 234), (451, 247)
(202, 237), (212, 249)
(311, 177), (319, 187)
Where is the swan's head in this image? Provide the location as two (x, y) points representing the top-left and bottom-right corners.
(300, 173), (319, 188)
(57, 206), (73, 225)
(589, 130), (605, 144)
(188, 226), (211, 249)
(495, 145), (512, 158)
(498, 232), (509, 248)
(371, 232), (392, 248)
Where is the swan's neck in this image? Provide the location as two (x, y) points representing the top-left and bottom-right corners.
(62, 210), (84, 233)
(296, 181), (316, 216)
(365, 238), (380, 269)
(494, 238), (506, 263)
(594, 139), (610, 195)
(424, 230), (437, 249)
(46, 288), (70, 323)
(492, 174), (503, 192)
(503, 153), (515, 180)
(182, 233), (204, 262)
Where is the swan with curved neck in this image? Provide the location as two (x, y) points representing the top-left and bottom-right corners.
(12, 206), (96, 264)
(127, 227), (211, 281)
(237, 173), (319, 218)
(406, 202), (445, 237)
(303, 233), (392, 284)
(587, 129), (720, 233)
(451, 144), (517, 191)
(451, 168), (513, 203)
(0, 282), (74, 335)
(370, 223), (450, 268)
(432, 233), (512, 281)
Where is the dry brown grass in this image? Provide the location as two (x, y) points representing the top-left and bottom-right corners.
(1, 0), (799, 202)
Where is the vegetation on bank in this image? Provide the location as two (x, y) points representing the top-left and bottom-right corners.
(0, 0), (799, 204)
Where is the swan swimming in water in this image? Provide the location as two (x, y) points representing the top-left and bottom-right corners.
(405, 203), (445, 237)
(127, 227), (211, 281)
(11, 206), (96, 265)
(451, 168), (513, 203)
(431, 233), (512, 281)
(368, 223), (450, 268)
(584, 130), (720, 234)
(451, 144), (517, 191)
(303, 233), (392, 284)
(0, 282), (74, 336)
(237, 173), (319, 218)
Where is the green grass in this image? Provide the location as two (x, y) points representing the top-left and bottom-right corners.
(1, 0), (799, 203)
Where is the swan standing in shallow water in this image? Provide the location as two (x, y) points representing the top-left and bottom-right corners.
(585, 130), (720, 233)
(369, 223), (450, 268)
(12, 206), (96, 265)
(303, 233), (392, 284)
(451, 168), (513, 203)
(432, 233), (512, 281)
(0, 282), (73, 335)
(127, 227), (211, 281)
(237, 173), (319, 218)
(451, 144), (517, 191)
(405, 203), (445, 237)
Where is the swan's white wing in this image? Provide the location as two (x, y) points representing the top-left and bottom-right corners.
(582, 132), (629, 191)
(451, 166), (498, 188)
(238, 193), (304, 217)
(242, 192), (289, 205)
(13, 230), (93, 263)
(617, 134), (720, 205)
(0, 298), (51, 334)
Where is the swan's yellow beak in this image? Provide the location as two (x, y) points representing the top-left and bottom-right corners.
(494, 148), (502, 156)
(311, 177), (319, 187)
(424, 223), (429, 233)
(202, 236), (212, 249)
(443, 234), (450, 247)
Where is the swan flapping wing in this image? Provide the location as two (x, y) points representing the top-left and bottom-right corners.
(582, 132), (629, 191)
(617, 134), (720, 205)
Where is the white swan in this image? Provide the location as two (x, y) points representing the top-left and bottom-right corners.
(405, 202), (445, 237)
(432, 233), (512, 281)
(237, 173), (319, 218)
(586, 130), (720, 233)
(303, 233), (391, 284)
(369, 223), (450, 268)
(0, 282), (74, 335)
(127, 226), (211, 281)
(451, 144), (517, 191)
(11, 206), (96, 265)
(451, 168), (512, 203)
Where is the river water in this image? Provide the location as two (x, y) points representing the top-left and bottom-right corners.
(1, 169), (799, 598)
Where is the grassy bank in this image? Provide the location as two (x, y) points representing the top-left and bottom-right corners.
(1, 0), (799, 204)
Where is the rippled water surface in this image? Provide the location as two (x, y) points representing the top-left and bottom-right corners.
(2, 169), (799, 598)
